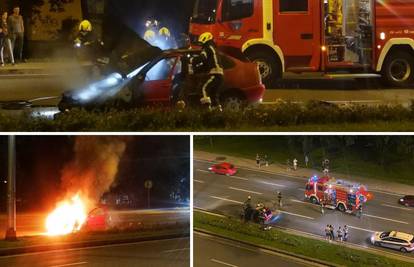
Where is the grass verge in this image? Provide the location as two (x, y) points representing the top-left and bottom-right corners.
(194, 211), (414, 267)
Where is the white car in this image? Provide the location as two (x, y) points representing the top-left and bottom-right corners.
(371, 231), (414, 253)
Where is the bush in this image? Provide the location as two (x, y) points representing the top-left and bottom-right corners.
(1, 102), (414, 131)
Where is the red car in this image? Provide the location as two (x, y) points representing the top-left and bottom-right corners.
(399, 196), (414, 207)
(209, 162), (237, 176)
(83, 206), (111, 231)
(59, 49), (265, 111)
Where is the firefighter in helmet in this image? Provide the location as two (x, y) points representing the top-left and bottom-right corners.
(191, 32), (224, 111)
(158, 26), (176, 49)
(74, 20), (104, 62)
(144, 19), (159, 44)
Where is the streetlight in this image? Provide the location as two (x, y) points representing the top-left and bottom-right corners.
(5, 136), (16, 241)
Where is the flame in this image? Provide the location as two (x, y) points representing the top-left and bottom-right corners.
(46, 194), (87, 236)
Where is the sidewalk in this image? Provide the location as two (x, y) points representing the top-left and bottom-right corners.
(195, 150), (414, 196)
(0, 60), (92, 75)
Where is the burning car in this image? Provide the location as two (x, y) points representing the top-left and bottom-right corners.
(58, 49), (265, 112)
(208, 162), (237, 176)
(82, 206), (112, 232)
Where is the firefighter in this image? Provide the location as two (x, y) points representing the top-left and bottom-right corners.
(357, 205), (363, 218)
(143, 19), (159, 44)
(74, 20), (104, 64)
(243, 196), (252, 222)
(191, 32), (224, 111)
(75, 20), (99, 47)
(158, 27), (175, 49)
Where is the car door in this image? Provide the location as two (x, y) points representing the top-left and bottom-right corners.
(140, 57), (179, 104)
(87, 208), (106, 230)
(380, 237), (395, 249)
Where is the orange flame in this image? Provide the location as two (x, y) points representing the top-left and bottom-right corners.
(46, 194), (87, 236)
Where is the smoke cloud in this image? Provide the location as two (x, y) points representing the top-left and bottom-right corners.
(60, 136), (127, 208)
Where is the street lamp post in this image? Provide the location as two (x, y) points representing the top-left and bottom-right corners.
(5, 136), (17, 241)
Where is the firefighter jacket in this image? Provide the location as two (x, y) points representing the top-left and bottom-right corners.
(192, 41), (224, 75)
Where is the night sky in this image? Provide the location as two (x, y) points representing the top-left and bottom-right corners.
(0, 136), (190, 212)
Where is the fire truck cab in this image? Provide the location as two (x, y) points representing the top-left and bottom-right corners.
(304, 176), (372, 213)
(190, 0), (414, 88)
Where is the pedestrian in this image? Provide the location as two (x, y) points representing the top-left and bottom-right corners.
(7, 6), (25, 62)
(305, 155), (309, 167)
(293, 158), (298, 171)
(264, 154), (269, 167)
(0, 11), (14, 66)
(325, 224), (330, 240)
(357, 205), (363, 219)
(330, 225), (335, 241)
(321, 202), (325, 215)
(256, 154), (261, 168)
(277, 191), (283, 208)
(343, 225), (349, 241)
(337, 226), (343, 242)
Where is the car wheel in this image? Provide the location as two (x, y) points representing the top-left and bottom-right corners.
(382, 51), (414, 87)
(400, 247), (408, 253)
(310, 197), (319, 205)
(222, 93), (245, 112)
(405, 203), (410, 207)
(245, 49), (282, 89)
(338, 204), (346, 212)
(374, 241), (381, 247)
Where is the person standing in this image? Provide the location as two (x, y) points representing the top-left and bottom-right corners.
(277, 191), (283, 208)
(337, 226), (343, 242)
(256, 154), (261, 168)
(293, 158), (298, 170)
(325, 224), (331, 240)
(305, 155), (309, 167)
(330, 225), (335, 241)
(0, 11), (14, 66)
(8, 6), (24, 62)
(343, 225), (349, 241)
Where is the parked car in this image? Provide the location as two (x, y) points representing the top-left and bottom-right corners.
(398, 195), (414, 207)
(59, 49), (265, 112)
(371, 231), (414, 253)
(209, 162), (237, 176)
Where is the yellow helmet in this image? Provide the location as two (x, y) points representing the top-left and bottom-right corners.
(79, 20), (92, 32)
(159, 27), (171, 37)
(144, 30), (156, 42)
(198, 32), (213, 44)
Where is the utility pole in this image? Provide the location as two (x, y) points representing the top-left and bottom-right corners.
(5, 136), (17, 241)
(144, 180), (153, 209)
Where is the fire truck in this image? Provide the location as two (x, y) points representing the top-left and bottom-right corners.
(304, 176), (372, 213)
(190, 0), (414, 88)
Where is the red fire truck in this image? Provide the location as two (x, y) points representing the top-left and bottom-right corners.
(304, 176), (373, 213)
(190, 0), (414, 88)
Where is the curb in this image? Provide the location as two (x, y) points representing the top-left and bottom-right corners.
(194, 228), (341, 267)
(0, 231), (189, 257)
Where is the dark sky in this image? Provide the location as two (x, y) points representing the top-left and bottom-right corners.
(0, 136), (190, 212)
(107, 0), (195, 35)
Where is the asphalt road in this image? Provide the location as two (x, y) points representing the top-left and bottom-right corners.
(194, 159), (414, 259)
(1, 74), (413, 108)
(195, 231), (318, 267)
(0, 237), (189, 267)
(0, 208), (190, 238)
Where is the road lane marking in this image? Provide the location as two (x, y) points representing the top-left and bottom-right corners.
(211, 259), (238, 267)
(162, 248), (190, 253)
(228, 187), (262, 195)
(363, 214), (409, 225)
(197, 169), (210, 173)
(279, 211), (314, 220)
(194, 179), (205, 184)
(210, 196), (244, 205)
(290, 199), (313, 206)
(381, 204), (412, 211)
(348, 225), (376, 233)
(297, 188), (305, 191)
(195, 207), (227, 218)
(260, 181), (286, 188)
(370, 190), (404, 197)
(51, 262), (88, 267)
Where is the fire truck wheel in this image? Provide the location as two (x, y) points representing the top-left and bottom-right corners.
(337, 203), (346, 212)
(245, 50), (282, 89)
(382, 51), (414, 88)
(310, 196), (319, 204)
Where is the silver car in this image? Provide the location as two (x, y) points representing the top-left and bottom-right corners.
(371, 231), (414, 253)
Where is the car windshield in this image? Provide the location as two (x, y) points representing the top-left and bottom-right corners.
(380, 232), (390, 238)
(192, 0), (218, 24)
